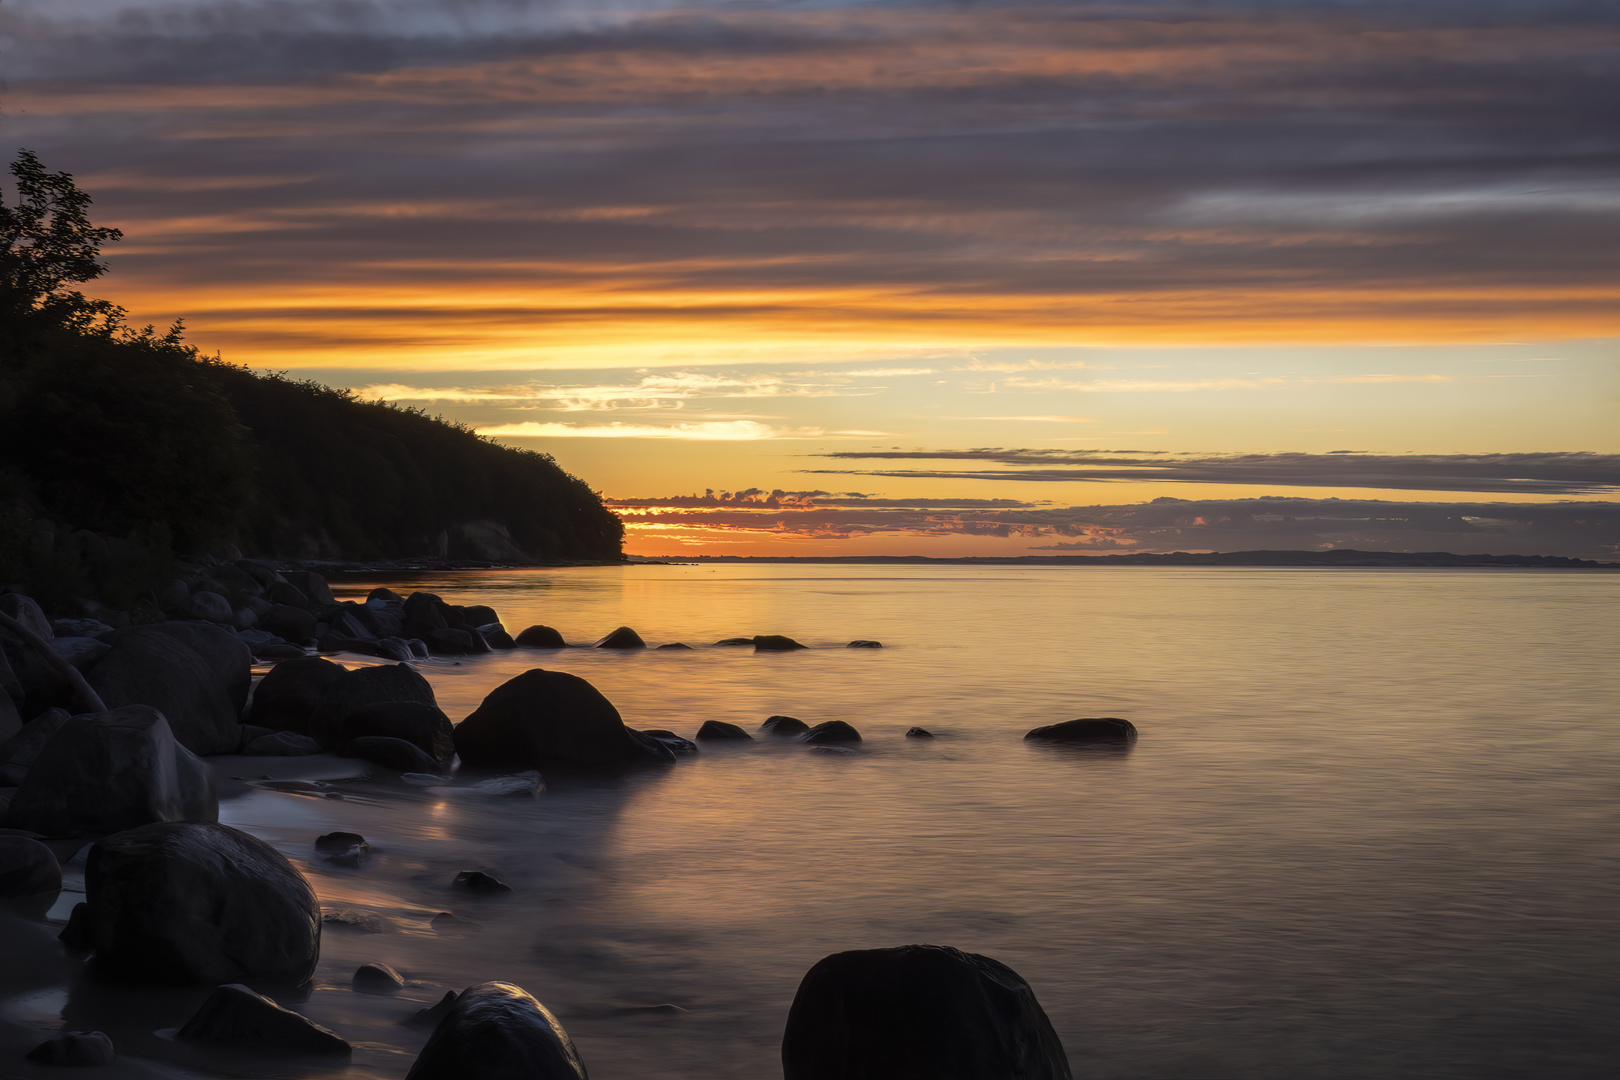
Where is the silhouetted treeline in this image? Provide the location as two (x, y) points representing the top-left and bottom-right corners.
(0, 312), (623, 608)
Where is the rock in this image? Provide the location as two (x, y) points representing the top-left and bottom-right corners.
(906, 727), (934, 738)
(307, 662), (439, 751)
(0, 835), (61, 903)
(781, 944), (1071, 1080)
(261, 605), (317, 644)
(0, 706), (70, 786)
(759, 715), (809, 737)
(801, 720), (862, 744)
(7, 706), (217, 837)
(695, 720), (752, 741)
(640, 729), (698, 755)
(754, 635), (808, 652)
(53, 618), (115, 638)
(348, 736), (443, 775)
(25, 1031), (114, 1066)
(177, 983), (351, 1054)
(1023, 717), (1137, 746)
(323, 909), (390, 932)
(280, 571), (335, 607)
(244, 731), (324, 756)
(404, 990), (460, 1029)
(404, 981), (587, 1080)
(462, 606), (499, 627)
(83, 821), (321, 985)
(514, 625), (567, 648)
(847, 640), (883, 648)
(315, 831), (369, 856)
(368, 588), (406, 604)
(479, 624), (517, 649)
(456, 772), (543, 798)
(713, 637), (753, 647)
(430, 911), (481, 932)
(337, 700), (454, 766)
(353, 962), (406, 993)
(1, 594), (53, 640)
(49, 637), (111, 672)
(454, 669), (674, 771)
(421, 628), (479, 656)
(59, 901), (92, 948)
(249, 656), (347, 736)
(655, 642), (693, 650)
(189, 591), (234, 624)
(86, 624), (250, 755)
(452, 870), (511, 894)
(594, 626), (646, 649)
(810, 745), (859, 756)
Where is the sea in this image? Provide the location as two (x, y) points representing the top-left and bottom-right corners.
(8, 564), (1620, 1079)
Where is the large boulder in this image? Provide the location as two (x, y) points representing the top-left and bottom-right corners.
(279, 571), (334, 606)
(86, 624), (251, 755)
(454, 669), (674, 770)
(249, 655), (348, 736)
(6, 706), (217, 836)
(177, 983), (351, 1054)
(0, 707), (70, 786)
(760, 715), (809, 737)
(83, 821), (321, 985)
(261, 605), (317, 644)
(0, 594), (53, 640)
(0, 835), (62, 903)
(307, 663), (438, 751)
(405, 981), (587, 1080)
(801, 720), (861, 744)
(781, 944), (1071, 1080)
(338, 700), (455, 766)
(1023, 718), (1137, 746)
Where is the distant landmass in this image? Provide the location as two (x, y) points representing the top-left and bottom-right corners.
(644, 549), (1617, 568)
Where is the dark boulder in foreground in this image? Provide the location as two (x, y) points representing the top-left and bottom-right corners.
(84, 821), (321, 986)
(514, 625), (567, 648)
(759, 715), (809, 737)
(454, 669), (674, 770)
(1024, 717), (1137, 746)
(86, 624), (251, 755)
(7, 706), (217, 837)
(696, 720), (752, 741)
(308, 663), (439, 751)
(801, 720), (862, 745)
(594, 626), (646, 649)
(249, 655), (348, 737)
(177, 983), (351, 1055)
(782, 944), (1071, 1080)
(26, 1032), (115, 1066)
(754, 635), (807, 652)
(348, 735), (444, 775)
(340, 700), (455, 767)
(405, 981), (587, 1080)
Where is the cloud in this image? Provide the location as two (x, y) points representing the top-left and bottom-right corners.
(358, 370), (893, 410)
(806, 450), (1620, 496)
(1332, 373), (1451, 384)
(606, 492), (1620, 560)
(480, 420), (890, 439)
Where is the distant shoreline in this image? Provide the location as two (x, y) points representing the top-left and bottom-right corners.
(629, 549), (1620, 570)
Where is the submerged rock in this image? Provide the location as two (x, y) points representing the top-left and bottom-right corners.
(454, 669), (673, 770)
(759, 715), (809, 737)
(713, 637), (753, 647)
(905, 727), (935, 738)
(354, 962), (406, 993)
(177, 983), (351, 1055)
(695, 720), (752, 741)
(847, 640), (883, 649)
(1023, 717), (1137, 746)
(594, 626), (646, 650)
(754, 635), (808, 652)
(405, 981), (587, 1080)
(84, 821), (321, 985)
(452, 870), (512, 894)
(781, 944), (1071, 1080)
(514, 625), (567, 649)
(640, 729), (698, 755)
(801, 720), (862, 745)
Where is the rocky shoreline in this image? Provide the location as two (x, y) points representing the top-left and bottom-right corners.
(0, 563), (1136, 1079)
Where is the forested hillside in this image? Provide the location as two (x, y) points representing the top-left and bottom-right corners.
(0, 150), (622, 610)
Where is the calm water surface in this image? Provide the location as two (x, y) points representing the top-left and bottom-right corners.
(17, 566), (1620, 1079)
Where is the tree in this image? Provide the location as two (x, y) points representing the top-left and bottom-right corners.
(0, 149), (124, 326)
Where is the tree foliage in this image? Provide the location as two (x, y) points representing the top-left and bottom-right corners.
(0, 149), (125, 327)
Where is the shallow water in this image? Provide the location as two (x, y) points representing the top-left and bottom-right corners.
(8, 565), (1620, 1079)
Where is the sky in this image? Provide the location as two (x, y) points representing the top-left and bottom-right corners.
(4, 0), (1618, 559)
